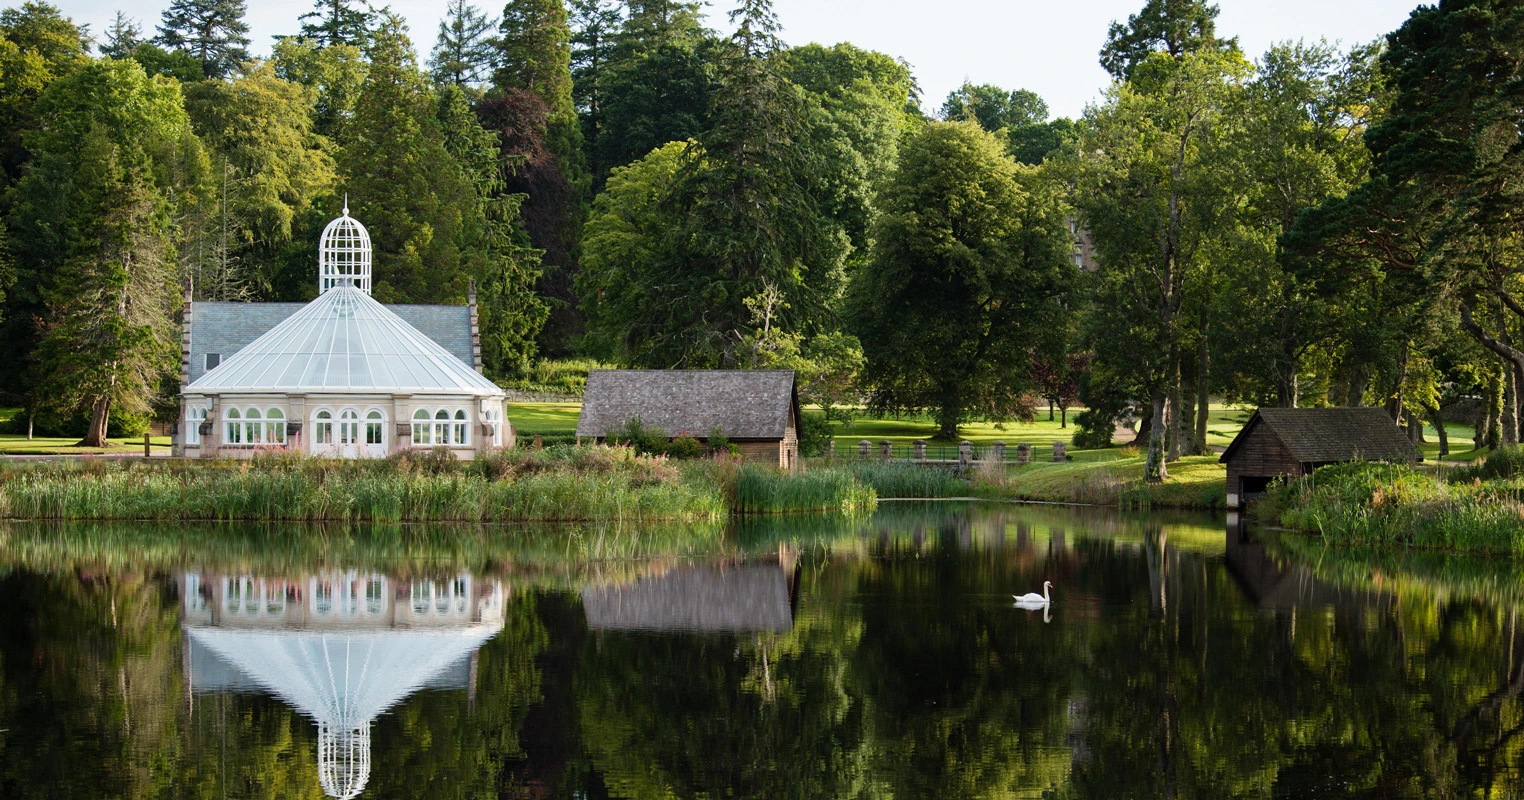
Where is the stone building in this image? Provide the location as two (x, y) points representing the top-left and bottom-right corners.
(174, 206), (510, 459)
(575, 370), (802, 469)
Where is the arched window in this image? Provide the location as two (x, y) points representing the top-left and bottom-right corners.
(453, 410), (468, 445)
(412, 409), (431, 445)
(266, 408), (286, 445)
(434, 409), (450, 446)
(225, 407), (242, 444)
(314, 410), (333, 445)
(365, 410), (385, 445)
(340, 410), (359, 444)
(244, 407), (262, 445)
(187, 405), (208, 446)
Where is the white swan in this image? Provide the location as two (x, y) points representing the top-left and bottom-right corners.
(1013, 581), (1052, 608)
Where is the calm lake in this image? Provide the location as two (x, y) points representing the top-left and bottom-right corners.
(1, 503), (1521, 798)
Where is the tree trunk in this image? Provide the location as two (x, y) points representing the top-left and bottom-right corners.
(1385, 341), (1409, 425)
(1348, 366), (1369, 407)
(1429, 403), (1448, 457)
(1193, 333), (1210, 455)
(1048, 400), (1054, 422)
(1487, 368), (1503, 449)
(1145, 391), (1169, 483)
(1166, 356), (1184, 463)
(77, 396), (111, 448)
(1060, 406), (1068, 428)
(1505, 364), (1518, 446)
(1132, 408), (1152, 447)
(1179, 391), (1194, 457)
(26, 413), (32, 441)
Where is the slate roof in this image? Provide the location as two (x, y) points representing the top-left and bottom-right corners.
(575, 370), (798, 440)
(1220, 407), (1423, 465)
(581, 565), (793, 632)
(186, 286), (500, 396)
(189, 301), (473, 385)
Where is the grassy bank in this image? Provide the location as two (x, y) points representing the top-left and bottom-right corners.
(970, 455), (1227, 509)
(0, 446), (891, 523)
(1258, 460), (1524, 554)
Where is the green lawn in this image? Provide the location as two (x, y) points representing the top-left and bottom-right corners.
(980, 455), (1228, 509)
(507, 402), (581, 437)
(0, 408), (172, 455)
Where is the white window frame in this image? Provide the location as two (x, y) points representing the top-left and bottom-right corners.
(453, 410), (469, 445)
(244, 407), (263, 445)
(433, 410), (450, 446)
(265, 408), (286, 445)
(365, 410), (385, 445)
(339, 409), (359, 445)
(186, 405), (208, 446)
(225, 407), (242, 444)
(412, 409), (431, 445)
(313, 410), (334, 445)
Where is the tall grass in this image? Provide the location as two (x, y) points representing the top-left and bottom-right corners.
(848, 461), (971, 499)
(1260, 461), (1524, 554)
(732, 464), (877, 515)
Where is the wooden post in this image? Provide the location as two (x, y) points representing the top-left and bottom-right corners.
(992, 441), (1006, 463)
(1053, 441), (1067, 462)
(879, 440), (893, 461)
(1017, 443), (1031, 464)
(533, 435), (543, 451)
(858, 440), (871, 459)
(143, 433), (151, 458)
(913, 440), (927, 460)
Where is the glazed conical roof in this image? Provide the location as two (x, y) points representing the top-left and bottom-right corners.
(187, 285), (500, 395)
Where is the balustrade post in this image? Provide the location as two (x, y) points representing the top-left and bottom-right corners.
(1053, 441), (1067, 462)
(913, 440), (927, 461)
(1017, 443), (1031, 464)
(959, 440), (973, 467)
(827, 439), (836, 461)
(858, 440), (871, 460)
(879, 440), (893, 461)
(992, 441), (1006, 463)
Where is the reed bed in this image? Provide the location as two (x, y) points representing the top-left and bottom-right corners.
(847, 462), (971, 499)
(732, 464), (877, 515)
(1260, 461), (1524, 554)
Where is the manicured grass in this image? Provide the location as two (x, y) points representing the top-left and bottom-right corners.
(507, 402), (581, 437)
(972, 455), (1227, 509)
(0, 408), (172, 455)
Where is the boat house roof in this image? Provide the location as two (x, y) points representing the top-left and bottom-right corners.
(575, 370), (799, 440)
(1220, 407), (1422, 465)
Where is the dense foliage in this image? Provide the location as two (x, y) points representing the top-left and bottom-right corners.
(2, 0), (1520, 479)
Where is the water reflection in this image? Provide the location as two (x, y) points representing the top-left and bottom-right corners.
(1, 507), (1523, 798)
(181, 571), (506, 799)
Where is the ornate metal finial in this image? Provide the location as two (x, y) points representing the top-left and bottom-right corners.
(342, 194), (349, 216)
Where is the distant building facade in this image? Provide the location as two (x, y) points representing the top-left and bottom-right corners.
(175, 206), (510, 459)
(576, 370), (802, 469)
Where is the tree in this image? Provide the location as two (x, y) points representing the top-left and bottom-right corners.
(183, 61), (337, 293)
(100, 11), (142, 58)
(8, 60), (200, 446)
(154, 0), (250, 79)
(851, 121), (1073, 439)
(1072, 51), (1243, 479)
(271, 35), (368, 143)
(1099, 0), (1239, 81)
(647, 0), (845, 367)
(339, 13), (471, 303)
(568, 0), (621, 160)
(940, 83), (1048, 131)
(494, 0), (590, 355)
(299, 0), (373, 49)
(590, 0), (715, 178)
(437, 83), (549, 374)
(428, 0), (495, 87)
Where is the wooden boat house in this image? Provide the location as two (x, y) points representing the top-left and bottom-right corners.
(1220, 407), (1421, 508)
(576, 370), (801, 469)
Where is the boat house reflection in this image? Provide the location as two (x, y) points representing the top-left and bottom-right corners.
(181, 571), (506, 799)
(581, 564), (796, 633)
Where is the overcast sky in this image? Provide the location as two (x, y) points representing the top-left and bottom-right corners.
(54, 0), (1423, 118)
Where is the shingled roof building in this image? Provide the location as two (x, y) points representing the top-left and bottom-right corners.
(576, 370), (801, 469)
(174, 206), (510, 459)
(1220, 407), (1422, 508)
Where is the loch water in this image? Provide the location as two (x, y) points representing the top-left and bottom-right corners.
(0, 502), (1521, 799)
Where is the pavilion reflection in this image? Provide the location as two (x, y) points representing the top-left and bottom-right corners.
(180, 571), (506, 799)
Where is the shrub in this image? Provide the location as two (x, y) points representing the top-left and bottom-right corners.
(605, 416), (669, 456)
(798, 411), (833, 457)
(665, 435), (704, 460)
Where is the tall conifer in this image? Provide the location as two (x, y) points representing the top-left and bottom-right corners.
(154, 0), (251, 79)
(429, 0), (496, 87)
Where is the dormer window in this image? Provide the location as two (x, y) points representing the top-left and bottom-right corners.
(205, 353), (221, 371)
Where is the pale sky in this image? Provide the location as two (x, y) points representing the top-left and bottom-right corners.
(54, 0), (1422, 118)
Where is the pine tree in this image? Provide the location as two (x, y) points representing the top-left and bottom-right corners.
(429, 0), (496, 87)
(494, 0), (589, 355)
(569, 0), (621, 139)
(154, 0), (251, 79)
(100, 11), (142, 58)
(299, 0), (374, 49)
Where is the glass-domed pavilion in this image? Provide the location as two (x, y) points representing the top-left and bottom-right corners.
(175, 204), (511, 459)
